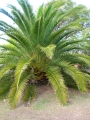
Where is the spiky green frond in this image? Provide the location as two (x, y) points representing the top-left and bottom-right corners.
(8, 70), (30, 108)
(57, 53), (90, 67)
(46, 67), (68, 105)
(36, 4), (44, 19)
(40, 44), (56, 59)
(15, 56), (33, 89)
(73, 54), (90, 66)
(58, 61), (87, 92)
(17, 0), (35, 23)
(0, 63), (16, 79)
(22, 85), (36, 102)
(0, 70), (14, 99)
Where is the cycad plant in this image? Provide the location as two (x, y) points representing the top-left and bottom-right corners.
(0, 0), (90, 108)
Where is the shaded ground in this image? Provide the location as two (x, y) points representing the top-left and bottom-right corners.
(1, 85), (90, 120)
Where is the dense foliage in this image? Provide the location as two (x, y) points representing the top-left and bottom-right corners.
(0, 0), (90, 108)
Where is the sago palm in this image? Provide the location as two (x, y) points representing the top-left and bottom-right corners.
(0, 0), (90, 108)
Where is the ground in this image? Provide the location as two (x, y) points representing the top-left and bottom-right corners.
(0, 85), (90, 120)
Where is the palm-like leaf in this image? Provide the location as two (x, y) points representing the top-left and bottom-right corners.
(22, 85), (36, 103)
(58, 61), (87, 91)
(0, 70), (14, 99)
(46, 67), (68, 105)
(8, 70), (31, 108)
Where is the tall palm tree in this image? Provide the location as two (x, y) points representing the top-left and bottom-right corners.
(0, 0), (90, 108)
